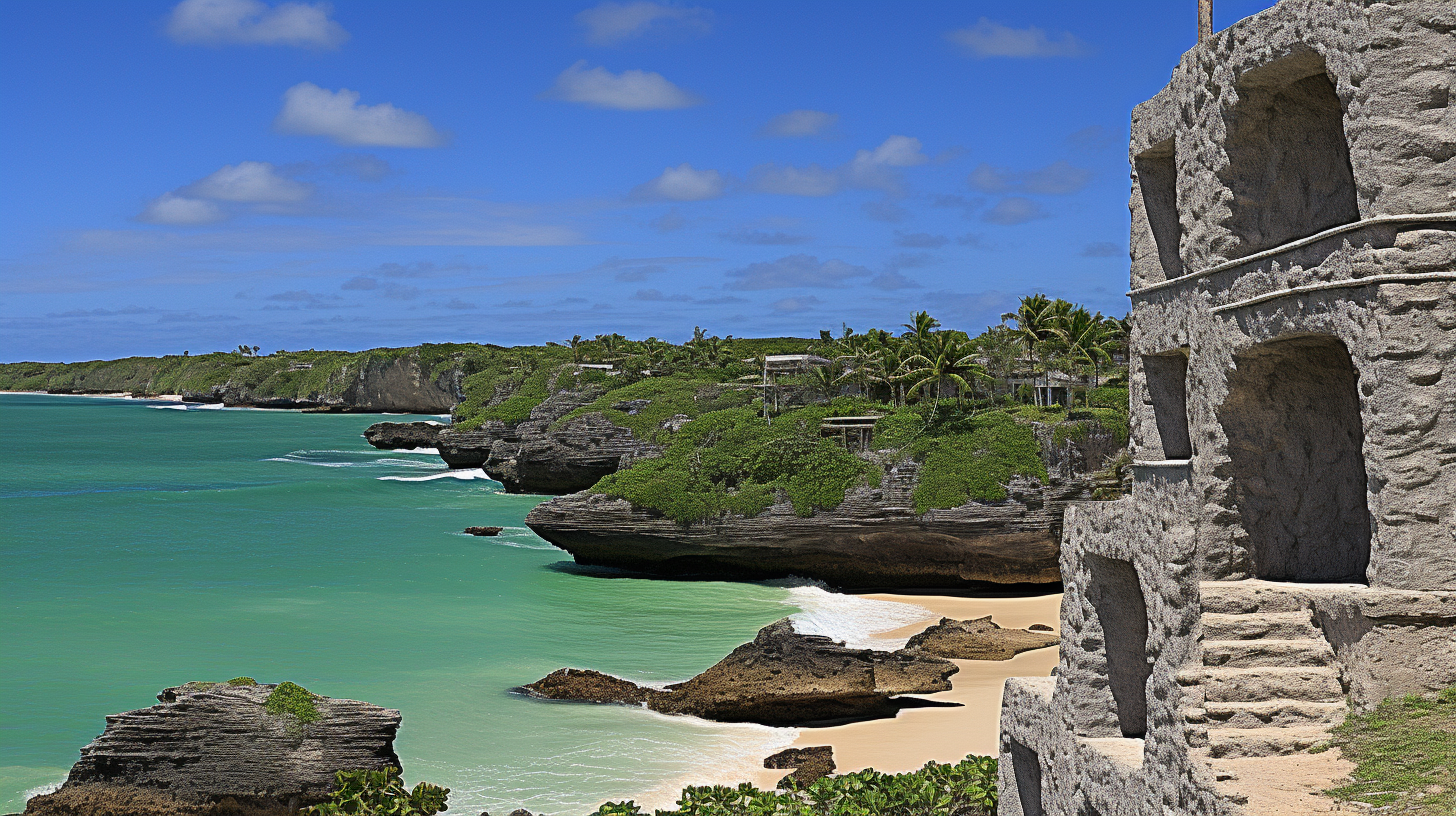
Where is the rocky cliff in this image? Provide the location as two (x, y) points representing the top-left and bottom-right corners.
(183, 354), (462, 413)
(526, 462), (1077, 588)
(432, 386), (661, 494)
(23, 681), (400, 816)
(520, 618), (958, 726)
(363, 421), (442, 450)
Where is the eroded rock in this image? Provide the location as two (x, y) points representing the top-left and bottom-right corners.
(764, 746), (836, 787)
(519, 618), (958, 727)
(902, 616), (1059, 661)
(364, 421), (442, 450)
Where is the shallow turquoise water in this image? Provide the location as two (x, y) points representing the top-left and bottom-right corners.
(0, 394), (944, 814)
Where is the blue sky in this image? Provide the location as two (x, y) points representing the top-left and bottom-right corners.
(0, 0), (1279, 361)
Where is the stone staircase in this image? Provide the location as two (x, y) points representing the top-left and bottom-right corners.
(1178, 582), (1348, 759)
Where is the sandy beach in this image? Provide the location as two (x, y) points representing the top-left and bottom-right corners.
(636, 590), (1063, 806)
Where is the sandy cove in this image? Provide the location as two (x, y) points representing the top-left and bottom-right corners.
(632, 590), (1063, 809)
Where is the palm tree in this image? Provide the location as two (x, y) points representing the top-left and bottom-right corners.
(901, 332), (991, 406)
(1056, 307), (1114, 390)
(1003, 294), (1058, 405)
(807, 360), (844, 402)
(901, 311), (941, 356)
(567, 335), (586, 363)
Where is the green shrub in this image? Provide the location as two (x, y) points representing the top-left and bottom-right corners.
(909, 413), (1046, 512)
(591, 754), (997, 816)
(1087, 386), (1129, 410)
(304, 768), (449, 816)
(557, 375), (752, 441)
(264, 681), (321, 724)
(226, 676), (257, 686)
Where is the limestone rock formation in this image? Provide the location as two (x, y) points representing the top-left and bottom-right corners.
(184, 354), (462, 413)
(23, 681), (401, 816)
(364, 421), (441, 450)
(526, 467), (1072, 588)
(902, 616), (1059, 661)
(764, 746), (836, 787)
(436, 386), (660, 494)
(464, 526), (503, 536)
(519, 618), (958, 726)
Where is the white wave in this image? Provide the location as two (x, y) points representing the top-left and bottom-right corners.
(775, 580), (936, 650)
(149, 404), (189, 410)
(378, 468), (493, 483)
(389, 447), (440, 455)
(23, 778), (64, 801)
(195, 403), (224, 410)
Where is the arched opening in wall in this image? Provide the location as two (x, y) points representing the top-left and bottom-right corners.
(1219, 49), (1358, 257)
(1135, 138), (1183, 280)
(1087, 555), (1150, 738)
(1218, 335), (1370, 583)
(1008, 740), (1045, 816)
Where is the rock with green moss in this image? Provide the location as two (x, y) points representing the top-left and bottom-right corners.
(24, 681), (401, 816)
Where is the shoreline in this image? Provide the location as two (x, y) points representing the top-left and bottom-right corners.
(630, 590), (1062, 810)
(1, 390), (186, 402)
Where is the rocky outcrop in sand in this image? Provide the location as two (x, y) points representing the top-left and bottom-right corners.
(364, 421), (441, 450)
(519, 618), (958, 726)
(903, 616), (1059, 661)
(764, 746), (836, 787)
(435, 386), (660, 494)
(526, 465), (1074, 588)
(23, 681), (400, 816)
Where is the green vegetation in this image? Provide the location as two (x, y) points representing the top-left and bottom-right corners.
(1325, 686), (1456, 814)
(264, 681), (321, 724)
(226, 676), (257, 686)
(592, 754), (997, 816)
(304, 768), (450, 816)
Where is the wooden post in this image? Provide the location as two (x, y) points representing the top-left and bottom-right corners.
(1198, 0), (1213, 42)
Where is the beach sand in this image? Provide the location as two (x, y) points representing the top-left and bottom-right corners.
(639, 590), (1063, 805)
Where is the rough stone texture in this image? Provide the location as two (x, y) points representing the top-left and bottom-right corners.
(182, 354), (462, 413)
(436, 385), (660, 494)
(902, 616), (1059, 661)
(364, 421), (442, 450)
(763, 746), (836, 787)
(1000, 3), (1456, 814)
(526, 465), (1072, 589)
(464, 526), (503, 536)
(25, 683), (400, 816)
(518, 618), (958, 726)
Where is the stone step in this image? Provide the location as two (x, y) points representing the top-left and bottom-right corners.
(1207, 725), (1332, 758)
(1203, 700), (1348, 729)
(1202, 639), (1335, 668)
(1176, 666), (1344, 703)
(1199, 583), (1308, 614)
(1200, 611), (1320, 641)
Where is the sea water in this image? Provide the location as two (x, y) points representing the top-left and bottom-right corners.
(0, 394), (932, 814)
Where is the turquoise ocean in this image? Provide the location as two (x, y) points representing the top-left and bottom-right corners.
(0, 393), (935, 814)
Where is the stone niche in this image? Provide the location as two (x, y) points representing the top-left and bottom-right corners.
(1217, 334), (1371, 583)
(1086, 554), (1151, 738)
(1134, 137), (1183, 282)
(1007, 739), (1045, 816)
(1218, 48), (1359, 257)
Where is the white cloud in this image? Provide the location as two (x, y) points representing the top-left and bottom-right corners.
(275, 82), (446, 147)
(182, 161), (312, 202)
(771, 296), (821, 313)
(753, 136), (927, 197)
(983, 197), (1050, 225)
(749, 163), (840, 196)
(968, 160), (1091, 195)
(724, 254), (872, 290)
(577, 1), (711, 45)
(633, 163), (725, 201)
(947, 18), (1088, 58)
(166, 0), (348, 48)
(760, 109), (838, 138)
(138, 193), (226, 225)
(544, 61), (701, 110)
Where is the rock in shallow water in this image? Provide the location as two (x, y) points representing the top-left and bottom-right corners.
(364, 421), (442, 450)
(24, 681), (401, 816)
(519, 618), (958, 727)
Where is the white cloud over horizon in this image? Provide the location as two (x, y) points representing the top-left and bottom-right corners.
(947, 18), (1088, 58)
(139, 161), (310, 225)
(274, 83), (447, 147)
(724, 254), (873, 290)
(166, 0), (348, 48)
(759, 109), (838, 138)
(633, 163), (725, 201)
(138, 193), (227, 225)
(544, 61), (701, 110)
(576, 1), (712, 45)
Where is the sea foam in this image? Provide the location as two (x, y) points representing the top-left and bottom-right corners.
(378, 468), (493, 483)
(774, 580), (936, 650)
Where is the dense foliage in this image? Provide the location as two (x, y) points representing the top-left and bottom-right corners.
(264, 680), (321, 724)
(592, 755), (997, 816)
(1325, 686), (1456, 814)
(303, 768), (450, 816)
